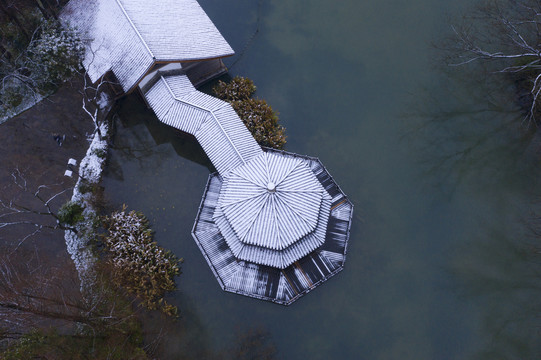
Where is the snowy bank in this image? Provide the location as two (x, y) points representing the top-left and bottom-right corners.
(64, 95), (112, 291)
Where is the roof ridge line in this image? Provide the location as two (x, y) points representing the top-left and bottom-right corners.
(208, 112), (247, 165)
(238, 193), (270, 243)
(113, 0), (155, 59)
(274, 160), (303, 187)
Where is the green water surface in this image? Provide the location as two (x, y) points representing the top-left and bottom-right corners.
(102, 0), (541, 358)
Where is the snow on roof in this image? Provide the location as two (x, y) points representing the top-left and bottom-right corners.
(214, 152), (331, 268)
(61, 0), (234, 92)
(119, 0), (234, 60)
(62, 0), (353, 305)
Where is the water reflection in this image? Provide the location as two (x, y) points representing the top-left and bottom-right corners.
(101, 0), (541, 358)
(108, 94), (213, 173)
(141, 292), (277, 359)
(403, 48), (541, 359)
(449, 217), (541, 359)
(403, 62), (536, 196)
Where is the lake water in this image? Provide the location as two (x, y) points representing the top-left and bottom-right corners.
(102, 0), (541, 358)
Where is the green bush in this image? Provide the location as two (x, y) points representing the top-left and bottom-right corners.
(213, 76), (256, 101)
(2, 88), (23, 108)
(1, 17), (84, 117)
(231, 98), (286, 149)
(27, 19), (84, 87)
(57, 201), (85, 226)
(78, 180), (94, 194)
(91, 147), (107, 159)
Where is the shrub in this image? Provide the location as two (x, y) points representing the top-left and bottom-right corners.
(102, 208), (182, 317)
(231, 98), (286, 149)
(213, 76), (256, 101)
(1, 16), (82, 117)
(57, 201), (85, 226)
(78, 180), (95, 194)
(2, 88), (23, 108)
(91, 147), (107, 159)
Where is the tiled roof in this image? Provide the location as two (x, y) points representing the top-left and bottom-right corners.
(192, 149), (354, 305)
(215, 152), (331, 268)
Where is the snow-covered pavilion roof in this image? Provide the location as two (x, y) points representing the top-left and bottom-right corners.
(60, 0), (234, 92)
(61, 0), (354, 305)
(215, 152), (332, 268)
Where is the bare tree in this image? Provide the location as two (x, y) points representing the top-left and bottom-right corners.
(0, 168), (77, 253)
(80, 72), (114, 140)
(0, 252), (97, 333)
(0, 245), (148, 359)
(450, 0), (541, 126)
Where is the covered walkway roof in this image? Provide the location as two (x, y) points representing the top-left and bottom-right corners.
(142, 72), (339, 269)
(142, 72), (261, 175)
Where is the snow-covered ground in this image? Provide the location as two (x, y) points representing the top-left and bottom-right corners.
(64, 95), (111, 291)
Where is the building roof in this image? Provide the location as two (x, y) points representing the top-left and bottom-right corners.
(61, 0), (353, 305)
(60, 0), (234, 92)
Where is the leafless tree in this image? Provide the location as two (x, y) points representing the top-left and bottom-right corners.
(0, 252), (93, 334)
(78, 42), (118, 140)
(450, 0), (541, 126)
(0, 25), (45, 106)
(0, 168), (76, 253)
(0, 245), (141, 357)
(80, 73), (113, 140)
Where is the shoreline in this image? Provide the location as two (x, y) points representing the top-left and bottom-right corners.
(64, 119), (110, 290)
